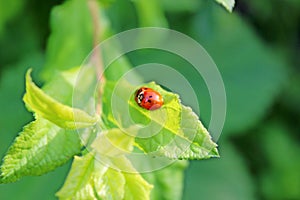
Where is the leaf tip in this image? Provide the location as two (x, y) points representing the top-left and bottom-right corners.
(210, 147), (220, 158)
(25, 68), (33, 83)
(215, 0), (235, 12)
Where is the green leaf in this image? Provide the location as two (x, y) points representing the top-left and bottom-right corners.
(23, 69), (99, 130)
(0, 63), (83, 184)
(192, 4), (288, 135)
(215, 0), (235, 12)
(143, 160), (188, 200)
(56, 152), (153, 200)
(0, 118), (82, 184)
(102, 81), (218, 160)
(123, 169), (153, 200)
(42, 0), (93, 80)
(91, 128), (135, 157)
(0, 53), (43, 160)
(56, 152), (104, 200)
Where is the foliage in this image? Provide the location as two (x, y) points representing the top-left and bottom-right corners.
(0, 0), (221, 199)
(0, 0), (299, 199)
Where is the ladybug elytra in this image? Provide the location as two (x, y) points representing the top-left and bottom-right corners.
(135, 87), (164, 110)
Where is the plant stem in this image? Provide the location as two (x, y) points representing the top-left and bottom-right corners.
(88, 0), (105, 115)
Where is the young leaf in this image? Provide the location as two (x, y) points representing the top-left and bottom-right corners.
(23, 69), (99, 130)
(56, 152), (153, 200)
(0, 67), (86, 184)
(102, 81), (218, 160)
(123, 169), (153, 200)
(91, 128), (135, 157)
(215, 0), (235, 12)
(0, 118), (82, 184)
(142, 160), (188, 200)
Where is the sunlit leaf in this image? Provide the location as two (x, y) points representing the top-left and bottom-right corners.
(0, 66), (85, 184)
(215, 0), (235, 12)
(143, 160), (188, 200)
(56, 152), (153, 200)
(102, 81), (218, 160)
(91, 128), (135, 157)
(0, 118), (81, 183)
(23, 69), (99, 130)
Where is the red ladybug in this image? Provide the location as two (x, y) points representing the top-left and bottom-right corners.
(135, 87), (164, 110)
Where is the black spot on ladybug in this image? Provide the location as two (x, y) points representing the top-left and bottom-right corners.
(148, 100), (152, 103)
(149, 95), (152, 98)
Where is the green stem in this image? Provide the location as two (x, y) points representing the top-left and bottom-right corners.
(87, 0), (106, 115)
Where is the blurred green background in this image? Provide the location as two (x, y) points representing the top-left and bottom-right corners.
(0, 0), (300, 199)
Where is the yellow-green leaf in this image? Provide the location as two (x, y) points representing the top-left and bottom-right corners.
(56, 152), (153, 200)
(23, 69), (98, 129)
(102, 81), (218, 160)
(0, 118), (82, 183)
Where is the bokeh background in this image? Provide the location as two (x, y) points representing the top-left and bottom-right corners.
(0, 0), (299, 199)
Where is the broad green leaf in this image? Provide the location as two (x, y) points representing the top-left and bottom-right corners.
(23, 69), (99, 130)
(183, 141), (256, 200)
(0, 161), (72, 200)
(143, 160), (188, 200)
(130, 82), (219, 159)
(215, 0), (235, 12)
(56, 152), (107, 200)
(42, 0), (93, 80)
(0, 66), (85, 184)
(56, 152), (153, 200)
(0, 117), (81, 184)
(102, 81), (218, 160)
(0, 55), (82, 193)
(0, 54), (43, 160)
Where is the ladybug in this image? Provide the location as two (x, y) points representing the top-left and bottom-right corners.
(135, 87), (164, 110)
